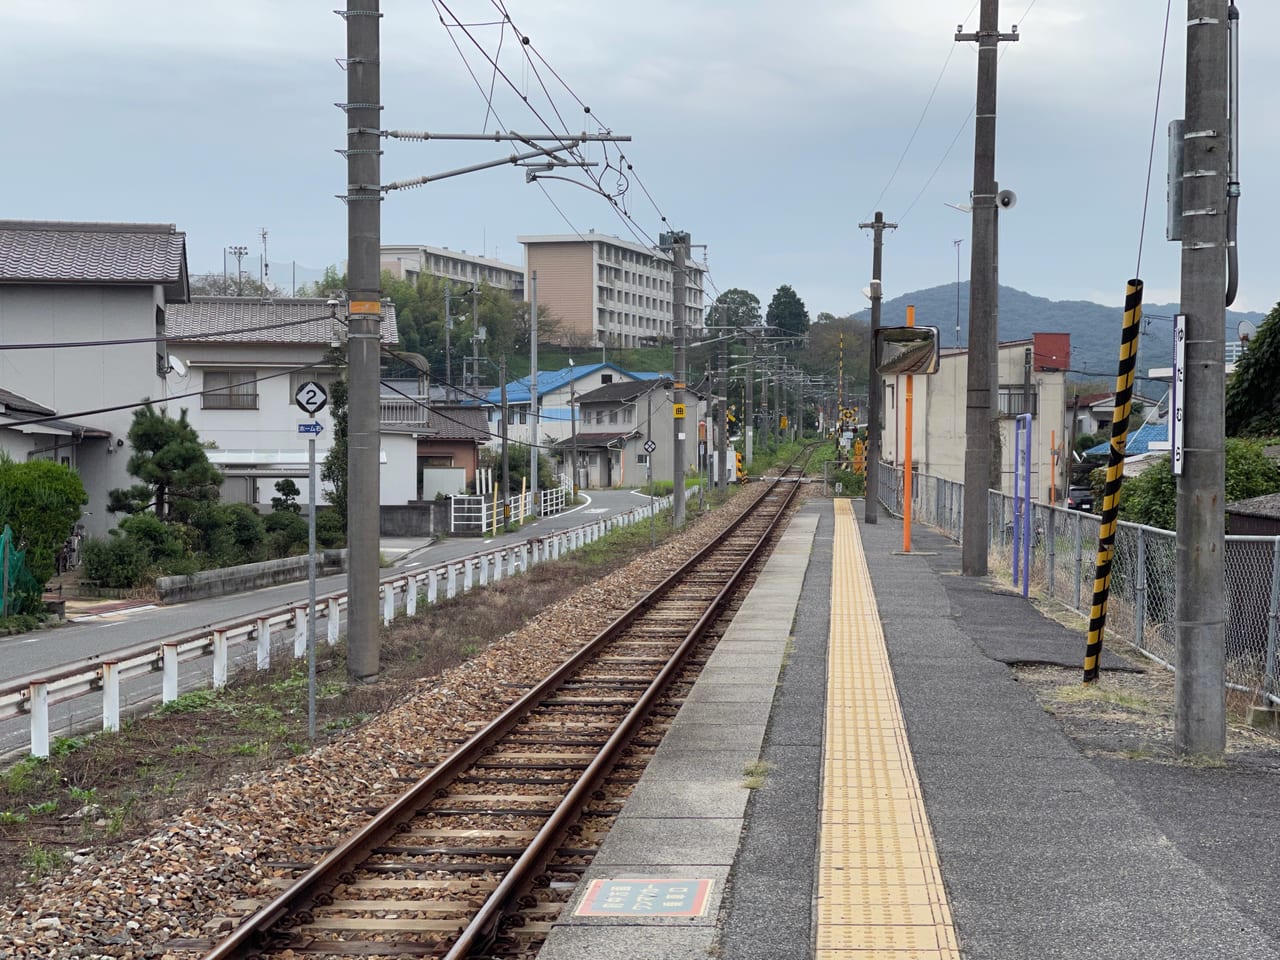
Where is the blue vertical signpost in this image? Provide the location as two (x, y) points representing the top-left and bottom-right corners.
(1012, 413), (1032, 598)
(295, 380), (328, 739)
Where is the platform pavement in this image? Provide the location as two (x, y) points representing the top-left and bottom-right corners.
(542, 498), (1280, 959)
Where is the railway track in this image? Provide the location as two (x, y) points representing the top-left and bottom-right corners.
(198, 456), (810, 959)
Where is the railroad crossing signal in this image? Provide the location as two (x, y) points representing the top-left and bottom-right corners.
(294, 380), (328, 415)
(735, 449), (746, 482)
(852, 439), (866, 476)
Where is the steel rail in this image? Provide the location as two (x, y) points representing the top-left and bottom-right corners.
(447, 456), (810, 957)
(201, 467), (802, 960)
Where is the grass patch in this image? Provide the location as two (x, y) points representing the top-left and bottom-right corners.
(1053, 684), (1155, 713)
(742, 760), (772, 789)
(22, 843), (64, 880)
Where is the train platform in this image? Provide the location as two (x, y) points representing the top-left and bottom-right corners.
(539, 497), (1280, 960)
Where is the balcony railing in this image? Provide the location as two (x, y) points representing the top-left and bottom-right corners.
(380, 397), (430, 425)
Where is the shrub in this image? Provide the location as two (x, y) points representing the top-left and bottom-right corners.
(315, 509), (346, 549)
(264, 511), (309, 558)
(81, 535), (150, 588)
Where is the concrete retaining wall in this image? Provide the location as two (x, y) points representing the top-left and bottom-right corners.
(155, 550), (348, 604)
(380, 501), (450, 537)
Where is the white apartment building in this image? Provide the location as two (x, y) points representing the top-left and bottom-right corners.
(381, 244), (524, 300)
(519, 231), (705, 348)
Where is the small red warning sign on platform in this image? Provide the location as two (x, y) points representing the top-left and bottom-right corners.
(574, 878), (714, 917)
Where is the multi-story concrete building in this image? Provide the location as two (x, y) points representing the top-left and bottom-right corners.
(380, 244), (524, 300)
(519, 231), (705, 348)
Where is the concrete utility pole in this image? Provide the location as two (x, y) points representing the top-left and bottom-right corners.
(717, 326), (729, 493)
(1175, 0), (1229, 758)
(342, 0), (382, 680)
(957, 1), (1017, 576)
(444, 280), (454, 397)
(858, 212), (897, 524)
(663, 232), (691, 527)
(569, 358), (578, 494)
(500, 355), (510, 524)
(529, 271), (539, 507)
(744, 334), (755, 466)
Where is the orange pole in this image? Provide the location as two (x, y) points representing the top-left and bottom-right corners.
(1050, 429), (1057, 505)
(904, 305), (914, 553)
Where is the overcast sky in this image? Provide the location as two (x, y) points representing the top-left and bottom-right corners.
(2, 1), (1276, 319)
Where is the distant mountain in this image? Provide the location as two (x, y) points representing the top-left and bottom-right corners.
(852, 283), (1267, 387)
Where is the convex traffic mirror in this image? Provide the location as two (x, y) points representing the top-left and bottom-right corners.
(875, 325), (940, 376)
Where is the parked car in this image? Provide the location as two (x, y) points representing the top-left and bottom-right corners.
(1066, 485), (1095, 512)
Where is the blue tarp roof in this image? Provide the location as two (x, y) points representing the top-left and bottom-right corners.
(1084, 421), (1169, 457)
(484, 363), (665, 405)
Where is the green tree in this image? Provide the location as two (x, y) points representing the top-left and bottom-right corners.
(712, 288), (762, 328)
(0, 457), (87, 585)
(765, 284), (810, 339)
(294, 264), (347, 299)
(189, 272), (282, 298)
(107, 405), (223, 521)
(1226, 300), (1280, 436)
(271, 478), (302, 514)
(321, 377), (349, 528)
(1117, 438), (1280, 530)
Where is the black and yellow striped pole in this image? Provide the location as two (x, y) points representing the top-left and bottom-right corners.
(1083, 280), (1143, 683)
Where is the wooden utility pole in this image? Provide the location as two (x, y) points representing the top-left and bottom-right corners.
(1175, 0), (1230, 758)
(958, 0), (1017, 576)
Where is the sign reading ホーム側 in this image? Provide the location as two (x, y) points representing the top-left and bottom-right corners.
(574, 878), (714, 917)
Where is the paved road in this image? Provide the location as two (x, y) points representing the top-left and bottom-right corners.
(0, 488), (658, 685)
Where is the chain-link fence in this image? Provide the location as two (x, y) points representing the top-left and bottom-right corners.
(875, 465), (1280, 702)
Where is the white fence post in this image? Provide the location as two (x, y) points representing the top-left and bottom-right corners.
(382, 583), (394, 626)
(478, 555), (489, 587)
(327, 598), (340, 645)
(30, 681), (49, 759)
(509, 549), (518, 578)
(428, 568), (439, 604)
(464, 560), (475, 592)
(162, 642), (179, 703)
(101, 661), (120, 733)
(407, 576), (418, 617)
(212, 629), (229, 689)
(256, 617), (271, 670)
(447, 563), (458, 598)
(492, 552), (504, 583)
(294, 606), (307, 658)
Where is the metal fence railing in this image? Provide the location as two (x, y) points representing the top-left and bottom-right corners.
(877, 464), (1280, 703)
(1, 493), (679, 760)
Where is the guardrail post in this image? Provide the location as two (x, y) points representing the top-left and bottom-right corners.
(1046, 508), (1057, 598)
(162, 642), (179, 703)
(30, 681), (49, 758)
(447, 563), (458, 598)
(407, 576), (418, 617)
(294, 606), (307, 658)
(478, 555), (490, 587)
(327, 598), (340, 645)
(101, 661), (120, 733)
(213, 629), (229, 689)
(529, 540), (540, 567)
(427, 568), (439, 604)
(1134, 530), (1147, 652)
(492, 552), (504, 583)
(509, 548), (518, 578)
(382, 583), (394, 626)
(1073, 513), (1085, 615)
(256, 617), (271, 670)
(1265, 538), (1280, 702)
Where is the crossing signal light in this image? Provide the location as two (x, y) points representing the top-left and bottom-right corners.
(735, 450), (745, 482)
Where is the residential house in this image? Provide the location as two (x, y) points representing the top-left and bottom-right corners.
(519, 231), (706, 348)
(560, 378), (705, 489)
(881, 333), (1071, 502)
(414, 405), (491, 499)
(0, 220), (190, 536)
(164, 296), (413, 509)
(483, 362), (657, 451)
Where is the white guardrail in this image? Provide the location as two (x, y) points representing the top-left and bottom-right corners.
(1, 494), (677, 759)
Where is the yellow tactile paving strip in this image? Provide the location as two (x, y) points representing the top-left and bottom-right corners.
(815, 499), (959, 958)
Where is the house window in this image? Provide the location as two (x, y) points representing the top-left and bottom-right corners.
(423, 454), (454, 467)
(203, 369), (258, 410)
(623, 408), (633, 423)
(508, 409), (517, 425)
(519, 409), (528, 424)
(609, 410), (619, 424)
(998, 385), (1039, 418)
(636, 453), (650, 466)
(601, 374), (613, 384)
(595, 411), (604, 425)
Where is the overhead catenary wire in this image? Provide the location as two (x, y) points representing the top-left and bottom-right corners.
(0, 314), (337, 352)
(1135, 0), (1175, 279)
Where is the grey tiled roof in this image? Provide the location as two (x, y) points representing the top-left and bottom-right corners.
(0, 387), (55, 417)
(1226, 493), (1280, 519)
(575, 378), (671, 406)
(0, 220), (189, 300)
(427, 405), (490, 442)
(167, 297), (398, 345)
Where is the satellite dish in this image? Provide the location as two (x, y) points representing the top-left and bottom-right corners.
(1238, 320), (1257, 343)
(168, 355), (188, 377)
